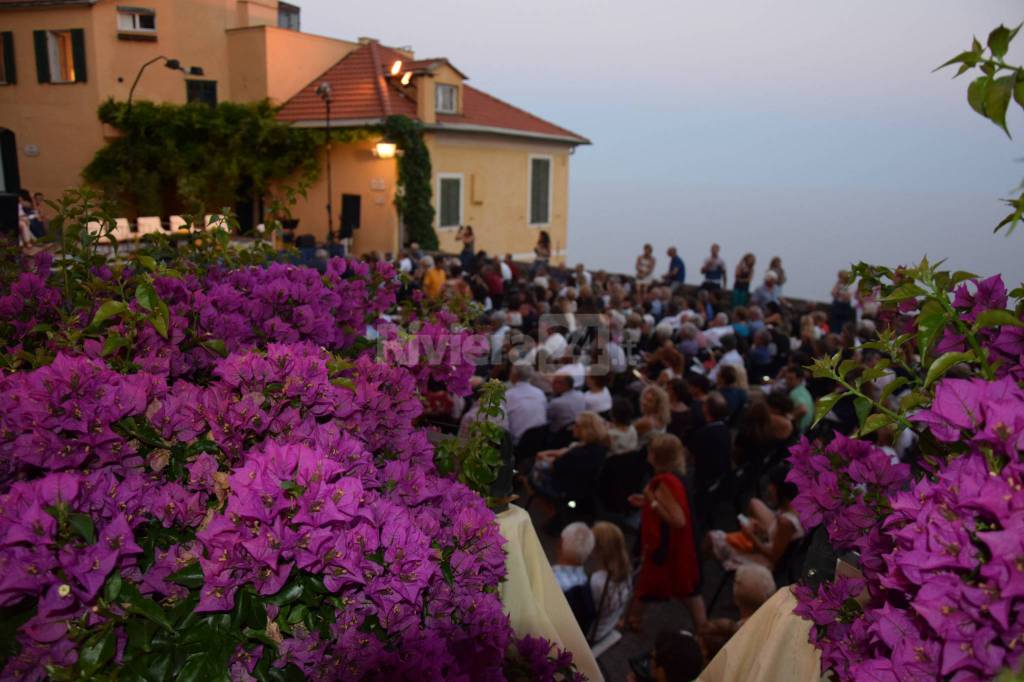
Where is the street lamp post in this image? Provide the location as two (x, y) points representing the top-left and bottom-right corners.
(127, 56), (204, 111)
(316, 82), (334, 244)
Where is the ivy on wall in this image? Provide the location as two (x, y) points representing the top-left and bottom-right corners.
(84, 99), (322, 219)
(383, 115), (437, 250)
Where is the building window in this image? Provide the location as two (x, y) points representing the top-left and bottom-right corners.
(186, 79), (217, 107)
(0, 32), (15, 85)
(34, 29), (86, 84)
(437, 174), (463, 228)
(436, 84), (457, 114)
(278, 2), (300, 30)
(117, 7), (156, 33)
(529, 156), (552, 225)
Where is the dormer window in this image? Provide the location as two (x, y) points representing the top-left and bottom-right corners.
(435, 84), (457, 114)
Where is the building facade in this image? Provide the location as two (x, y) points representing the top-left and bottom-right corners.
(0, 0), (356, 201)
(277, 41), (588, 261)
(1, 0), (588, 261)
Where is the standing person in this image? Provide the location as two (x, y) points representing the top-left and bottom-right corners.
(589, 522), (633, 643)
(635, 243), (657, 296)
(701, 243), (728, 291)
(768, 256), (786, 295)
(634, 385), (670, 446)
(664, 247), (686, 293)
(829, 270), (855, 333)
(624, 434), (706, 632)
(531, 231), (551, 277)
(732, 253), (755, 307)
(456, 225), (475, 273)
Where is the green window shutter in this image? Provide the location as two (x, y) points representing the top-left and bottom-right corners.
(2, 33), (14, 84)
(70, 28), (86, 82)
(33, 30), (50, 83)
(530, 158), (550, 224)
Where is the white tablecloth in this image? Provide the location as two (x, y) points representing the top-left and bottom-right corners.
(699, 586), (823, 682)
(497, 505), (603, 682)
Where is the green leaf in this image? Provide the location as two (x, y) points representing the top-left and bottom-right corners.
(860, 360), (891, 384)
(120, 583), (174, 631)
(881, 283), (925, 302)
(972, 309), (1024, 331)
(837, 358), (858, 379)
(135, 280), (159, 311)
(136, 254), (158, 271)
(243, 626), (283, 649)
(90, 300), (128, 328)
(149, 307), (168, 339)
(104, 573), (122, 602)
(987, 24), (1018, 59)
(101, 333), (132, 357)
(916, 311), (946, 358)
(924, 351), (974, 388)
(177, 650), (232, 682)
(984, 74), (1015, 136)
(813, 392), (843, 427)
(266, 581), (304, 606)
(1015, 78), (1024, 109)
(854, 396), (872, 428)
(968, 75), (991, 116)
(201, 339), (228, 358)
(168, 561), (204, 589)
(78, 627), (117, 674)
(859, 413), (891, 438)
(69, 513), (96, 544)
(879, 376), (910, 405)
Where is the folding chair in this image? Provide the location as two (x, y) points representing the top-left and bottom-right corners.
(136, 216), (163, 238)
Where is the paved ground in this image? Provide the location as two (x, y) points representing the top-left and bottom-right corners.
(520, 502), (741, 682)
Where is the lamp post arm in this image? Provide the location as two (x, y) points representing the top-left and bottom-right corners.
(127, 55), (169, 111)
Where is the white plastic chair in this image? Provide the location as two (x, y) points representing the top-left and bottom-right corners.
(169, 215), (188, 231)
(136, 216), (163, 237)
(112, 218), (134, 243)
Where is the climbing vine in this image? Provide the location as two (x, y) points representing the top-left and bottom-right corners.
(84, 99), (322, 220)
(383, 115), (438, 250)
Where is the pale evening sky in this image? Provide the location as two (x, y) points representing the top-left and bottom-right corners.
(298, 0), (1024, 299)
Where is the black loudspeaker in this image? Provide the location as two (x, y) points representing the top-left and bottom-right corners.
(340, 194), (360, 239)
(0, 193), (17, 241)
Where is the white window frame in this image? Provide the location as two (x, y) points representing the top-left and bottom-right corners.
(436, 172), (464, 229)
(117, 8), (156, 33)
(528, 154), (553, 227)
(435, 83), (458, 114)
(46, 30), (74, 83)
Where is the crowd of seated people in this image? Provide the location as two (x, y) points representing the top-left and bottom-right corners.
(378, 236), (920, 674)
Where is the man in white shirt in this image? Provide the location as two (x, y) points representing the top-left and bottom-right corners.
(547, 374), (586, 434)
(489, 311), (510, 364)
(555, 357), (586, 390)
(500, 258), (513, 281)
(397, 250), (414, 274)
(506, 364), (548, 444)
(709, 335), (749, 388)
(703, 313), (735, 348)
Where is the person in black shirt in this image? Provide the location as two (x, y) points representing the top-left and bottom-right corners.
(686, 392), (733, 524)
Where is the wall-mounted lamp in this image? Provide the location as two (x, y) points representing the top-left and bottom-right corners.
(373, 142), (398, 159)
(400, 71), (412, 86)
(389, 60), (402, 76)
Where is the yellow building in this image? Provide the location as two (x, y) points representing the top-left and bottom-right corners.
(278, 41), (589, 261)
(0, 0), (589, 260)
(0, 0), (356, 205)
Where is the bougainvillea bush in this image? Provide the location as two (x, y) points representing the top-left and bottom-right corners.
(789, 266), (1024, 682)
(0, 196), (578, 680)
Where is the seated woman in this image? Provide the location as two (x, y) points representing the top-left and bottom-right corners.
(624, 434), (706, 632)
(588, 522), (633, 643)
(708, 463), (804, 571)
(530, 411), (609, 504)
(633, 385), (670, 447)
(607, 397), (639, 455)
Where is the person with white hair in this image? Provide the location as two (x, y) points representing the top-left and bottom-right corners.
(490, 310), (510, 363)
(506, 363), (547, 444)
(553, 522), (596, 592)
(703, 313), (735, 348)
(752, 270), (781, 308)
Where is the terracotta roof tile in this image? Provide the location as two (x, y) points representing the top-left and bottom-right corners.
(278, 41), (587, 145)
(0, 0), (94, 7)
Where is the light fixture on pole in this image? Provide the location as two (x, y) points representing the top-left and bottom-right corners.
(316, 81), (334, 243)
(127, 56), (204, 111)
(373, 141), (398, 159)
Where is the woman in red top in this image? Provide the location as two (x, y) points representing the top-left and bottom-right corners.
(624, 434), (707, 632)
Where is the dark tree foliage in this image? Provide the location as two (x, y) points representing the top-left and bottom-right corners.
(383, 115), (437, 250)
